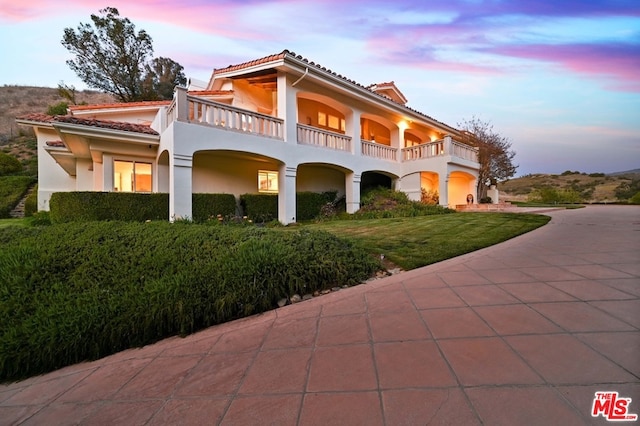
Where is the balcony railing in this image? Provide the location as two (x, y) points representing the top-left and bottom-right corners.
(450, 140), (479, 162)
(167, 88), (284, 139)
(402, 140), (445, 161)
(189, 97), (284, 139)
(297, 124), (351, 152)
(361, 140), (396, 161)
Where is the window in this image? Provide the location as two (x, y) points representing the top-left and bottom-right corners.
(258, 170), (278, 193)
(114, 160), (152, 192)
(318, 112), (345, 132)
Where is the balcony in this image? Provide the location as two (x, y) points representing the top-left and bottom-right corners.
(167, 89), (478, 164)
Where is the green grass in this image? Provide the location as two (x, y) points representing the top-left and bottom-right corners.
(305, 213), (551, 270)
(0, 218), (28, 228)
(0, 211), (551, 382)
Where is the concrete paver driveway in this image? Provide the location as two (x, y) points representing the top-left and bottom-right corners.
(1, 205), (639, 425)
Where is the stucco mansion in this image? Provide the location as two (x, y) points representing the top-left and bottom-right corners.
(17, 50), (480, 224)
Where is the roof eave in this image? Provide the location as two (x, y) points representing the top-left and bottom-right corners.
(52, 121), (160, 144)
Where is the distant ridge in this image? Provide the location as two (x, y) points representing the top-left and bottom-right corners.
(608, 169), (640, 176)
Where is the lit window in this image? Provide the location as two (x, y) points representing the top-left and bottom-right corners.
(318, 112), (327, 126)
(114, 160), (152, 192)
(258, 170), (278, 193)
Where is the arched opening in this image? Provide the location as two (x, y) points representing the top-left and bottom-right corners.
(420, 171), (440, 204)
(157, 150), (170, 193)
(361, 171), (393, 193)
(448, 171), (476, 207)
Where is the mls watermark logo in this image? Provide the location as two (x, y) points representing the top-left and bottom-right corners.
(592, 391), (638, 422)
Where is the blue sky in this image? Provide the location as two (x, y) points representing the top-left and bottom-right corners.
(1, 0), (638, 175)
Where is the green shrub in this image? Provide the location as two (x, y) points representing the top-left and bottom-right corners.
(629, 192), (640, 205)
(240, 193), (278, 223)
(296, 191), (337, 221)
(352, 187), (453, 219)
(0, 152), (22, 176)
(23, 184), (37, 217)
(192, 193), (237, 221)
(0, 176), (35, 218)
(0, 221), (380, 381)
(49, 192), (169, 223)
(46, 101), (69, 115)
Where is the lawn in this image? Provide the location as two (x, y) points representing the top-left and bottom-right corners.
(306, 212), (551, 270)
(0, 212), (550, 381)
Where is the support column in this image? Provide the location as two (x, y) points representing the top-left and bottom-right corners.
(345, 172), (361, 214)
(278, 164), (297, 224)
(277, 72), (298, 144)
(169, 153), (193, 221)
(439, 171), (449, 207)
(347, 109), (361, 156)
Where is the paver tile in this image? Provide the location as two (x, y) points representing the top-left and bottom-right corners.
(477, 268), (537, 284)
(316, 313), (370, 346)
(374, 341), (456, 388)
(421, 307), (495, 339)
(238, 348), (311, 395)
(115, 355), (200, 399)
(407, 287), (466, 309)
(575, 331), (640, 376)
(531, 302), (636, 332)
(261, 316), (318, 349)
(147, 398), (228, 425)
(382, 388), (480, 425)
(299, 392), (383, 426)
(439, 337), (543, 386)
(499, 282), (578, 303)
(174, 351), (255, 397)
(589, 299), (640, 328)
(474, 304), (563, 335)
(437, 271), (491, 286)
(453, 285), (520, 305)
(221, 394), (301, 426)
(307, 345), (377, 392)
(506, 334), (637, 384)
(466, 387), (586, 426)
(368, 310), (431, 342)
(546, 280), (636, 301)
(81, 400), (164, 426)
(366, 290), (414, 313)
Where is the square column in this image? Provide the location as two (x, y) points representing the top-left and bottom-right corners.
(278, 165), (297, 224)
(345, 172), (361, 214)
(439, 172), (449, 207)
(170, 153), (193, 221)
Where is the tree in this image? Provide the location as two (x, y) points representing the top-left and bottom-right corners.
(141, 57), (186, 100)
(62, 7), (185, 102)
(458, 116), (518, 200)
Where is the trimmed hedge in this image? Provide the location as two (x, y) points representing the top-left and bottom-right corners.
(0, 176), (35, 218)
(49, 192), (239, 223)
(192, 193), (237, 221)
(0, 221), (380, 381)
(297, 191), (337, 221)
(49, 192), (169, 223)
(240, 193), (278, 223)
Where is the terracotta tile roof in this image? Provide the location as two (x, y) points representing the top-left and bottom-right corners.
(69, 101), (171, 111)
(214, 50), (458, 133)
(15, 113), (56, 123)
(45, 140), (66, 148)
(54, 116), (159, 135)
(214, 51), (289, 74)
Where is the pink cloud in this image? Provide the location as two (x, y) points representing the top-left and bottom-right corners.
(489, 43), (640, 92)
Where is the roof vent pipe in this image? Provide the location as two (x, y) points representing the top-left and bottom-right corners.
(292, 67), (309, 86)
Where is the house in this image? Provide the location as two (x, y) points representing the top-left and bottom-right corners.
(17, 50), (480, 224)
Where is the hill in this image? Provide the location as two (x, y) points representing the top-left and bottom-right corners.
(0, 85), (114, 142)
(498, 171), (640, 203)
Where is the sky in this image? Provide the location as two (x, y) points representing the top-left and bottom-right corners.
(1, 0), (639, 176)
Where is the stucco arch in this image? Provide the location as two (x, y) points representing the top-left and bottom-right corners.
(157, 150), (170, 193)
(297, 162), (351, 197)
(191, 150), (283, 196)
(361, 170), (399, 193)
(448, 170), (477, 207)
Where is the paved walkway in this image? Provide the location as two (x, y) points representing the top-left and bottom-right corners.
(1, 205), (639, 425)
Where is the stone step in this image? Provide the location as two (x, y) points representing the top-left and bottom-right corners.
(9, 184), (37, 218)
